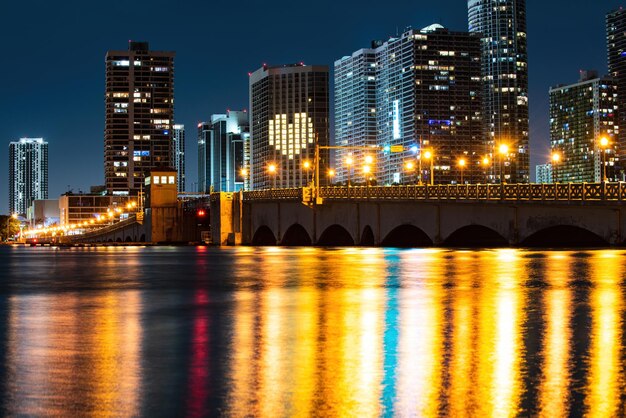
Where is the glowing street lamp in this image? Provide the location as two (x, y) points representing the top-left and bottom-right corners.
(599, 136), (609, 182)
(303, 160), (311, 185)
(268, 163), (277, 189)
(458, 158), (466, 184)
(328, 168), (335, 183)
(551, 152), (561, 183)
(498, 144), (509, 184)
(422, 150), (434, 185)
(481, 156), (490, 184)
(405, 161), (416, 184)
(363, 165), (371, 187)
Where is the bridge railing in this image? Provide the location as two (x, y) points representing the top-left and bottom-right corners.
(242, 183), (626, 202)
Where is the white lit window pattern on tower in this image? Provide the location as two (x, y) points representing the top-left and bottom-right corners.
(268, 113), (315, 159)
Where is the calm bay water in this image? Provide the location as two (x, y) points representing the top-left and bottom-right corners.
(0, 245), (624, 417)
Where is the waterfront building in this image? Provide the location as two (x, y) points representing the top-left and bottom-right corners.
(535, 164), (552, 183)
(468, 0), (530, 183)
(334, 47), (378, 185)
(27, 199), (59, 228)
(172, 124), (185, 192)
(105, 41), (175, 196)
(249, 64), (329, 189)
(197, 111), (249, 193)
(335, 25), (483, 185)
(549, 71), (619, 182)
(59, 194), (131, 226)
(607, 8), (626, 176)
(9, 137), (48, 216)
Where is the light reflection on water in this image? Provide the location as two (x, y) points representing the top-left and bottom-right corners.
(0, 246), (625, 416)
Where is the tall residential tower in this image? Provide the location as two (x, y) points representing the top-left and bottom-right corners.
(468, 0), (529, 183)
(105, 41), (175, 195)
(9, 138), (48, 216)
(607, 8), (626, 175)
(249, 64), (329, 190)
(172, 124), (185, 192)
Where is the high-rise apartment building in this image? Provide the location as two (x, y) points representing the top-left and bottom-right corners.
(549, 71), (619, 182)
(535, 164), (553, 184)
(249, 64), (329, 190)
(9, 138), (48, 216)
(197, 111), (249, 193)
(334, 47), (378, 184)
(335, 25), (483, 185)
(105, 41), (175, 195)
(607, 8), (626, 176)
(172, 124), (185, 192)
(468, 0), (530, 183)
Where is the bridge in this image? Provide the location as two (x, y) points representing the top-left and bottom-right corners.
(211, 183), (626, 247)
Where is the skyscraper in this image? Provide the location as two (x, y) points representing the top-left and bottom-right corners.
(197, 111), (249, 193)
(249, 64), (329, 190)
(172, 124), (185, 192)
(549, 71), (619, 182)
(335, 25), (483, 185)
(9, 138), (48, 216)
(468, 0), (530, 183)
(334, 47), (378, 185)
(607, 8), (626, 176)
(105, 41), (175, 196)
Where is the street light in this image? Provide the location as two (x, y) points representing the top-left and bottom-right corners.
(551, 152), (561, 183)
(498, 144), (509, 184)
(346, 156), (354, 187)
(328, 168), (335, 184)
(458, 158), (466, 184)
(599, 136), (609, 182)
(423, 150), (434, 185)
(240, 168), (248, 191)
(481, 157), (490, 184)
(268, 163), (277, 189)
(6, 213), (17, 242)
(303, 160), (311, 185)
(405, 161), (416, 185)
(363, 165), (371, 187)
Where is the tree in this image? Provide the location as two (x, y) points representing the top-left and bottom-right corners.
(0, 215), (21, 241)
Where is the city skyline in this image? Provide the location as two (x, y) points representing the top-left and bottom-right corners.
(0, 0), (622, 211)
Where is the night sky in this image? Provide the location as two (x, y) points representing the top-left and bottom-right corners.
(0, 0), (622, 212)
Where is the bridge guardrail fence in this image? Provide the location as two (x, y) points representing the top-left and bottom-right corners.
(242, 182), (626, 202)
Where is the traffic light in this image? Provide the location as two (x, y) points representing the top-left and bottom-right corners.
(197, 209), (206, 217)
(302, 187), (312, 206)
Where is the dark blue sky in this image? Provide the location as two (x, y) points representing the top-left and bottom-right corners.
(0, 0), (622, 212)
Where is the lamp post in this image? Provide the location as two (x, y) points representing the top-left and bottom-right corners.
(363, 165), (371, 187)
(551, 152), (560, 183)
(268, 164), (277, 189)
(423, 150), (434, 185)
(240, 168), (248, 191)
(498, 144), (509, 184)
(482, 157), (490, 184)
(328, 168), (335, 185)
(346, 156), (353, 187)
(599, 136), (609, 182)
(303, 160), (311, 186)
(458, 158), (466, 184)
(405, 161), (416, 184)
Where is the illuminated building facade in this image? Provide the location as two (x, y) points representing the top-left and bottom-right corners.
(197, 111), (249, 193)
(172, 124), (185, 192)
(535, 164), (552, 183)
(549, 71), (619, 182)
(9, 138), (48, 216)
(249, 64), (329, 189)
(334, 47), (378, 185)
(105, 41), (175, 195)
(335, 25), (482, 185)
(607, 8), (626, 176)
(468, 0), (530, 183)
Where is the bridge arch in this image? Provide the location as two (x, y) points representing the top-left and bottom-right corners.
(521, 225), (608, 247)
(317, 224), (355, 246)
(444, 225), (508, 247)
(281, 223), (312, 246)
(125, 236), (132, 242)
(360, 225), (375, 246)
(116, 237), (122, 243)
(381, 224), (433, 248)
(252, 225), (277, 246)
(139, 234), (145, 243)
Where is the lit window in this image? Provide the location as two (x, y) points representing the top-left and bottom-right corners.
(161, 176), (167, 184)
(168, 176), (175, 184)
(112, 60), (129, 66)
(154, 176), (160, 184)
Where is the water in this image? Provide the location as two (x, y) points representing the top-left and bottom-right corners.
(0, 246), (625, 417)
